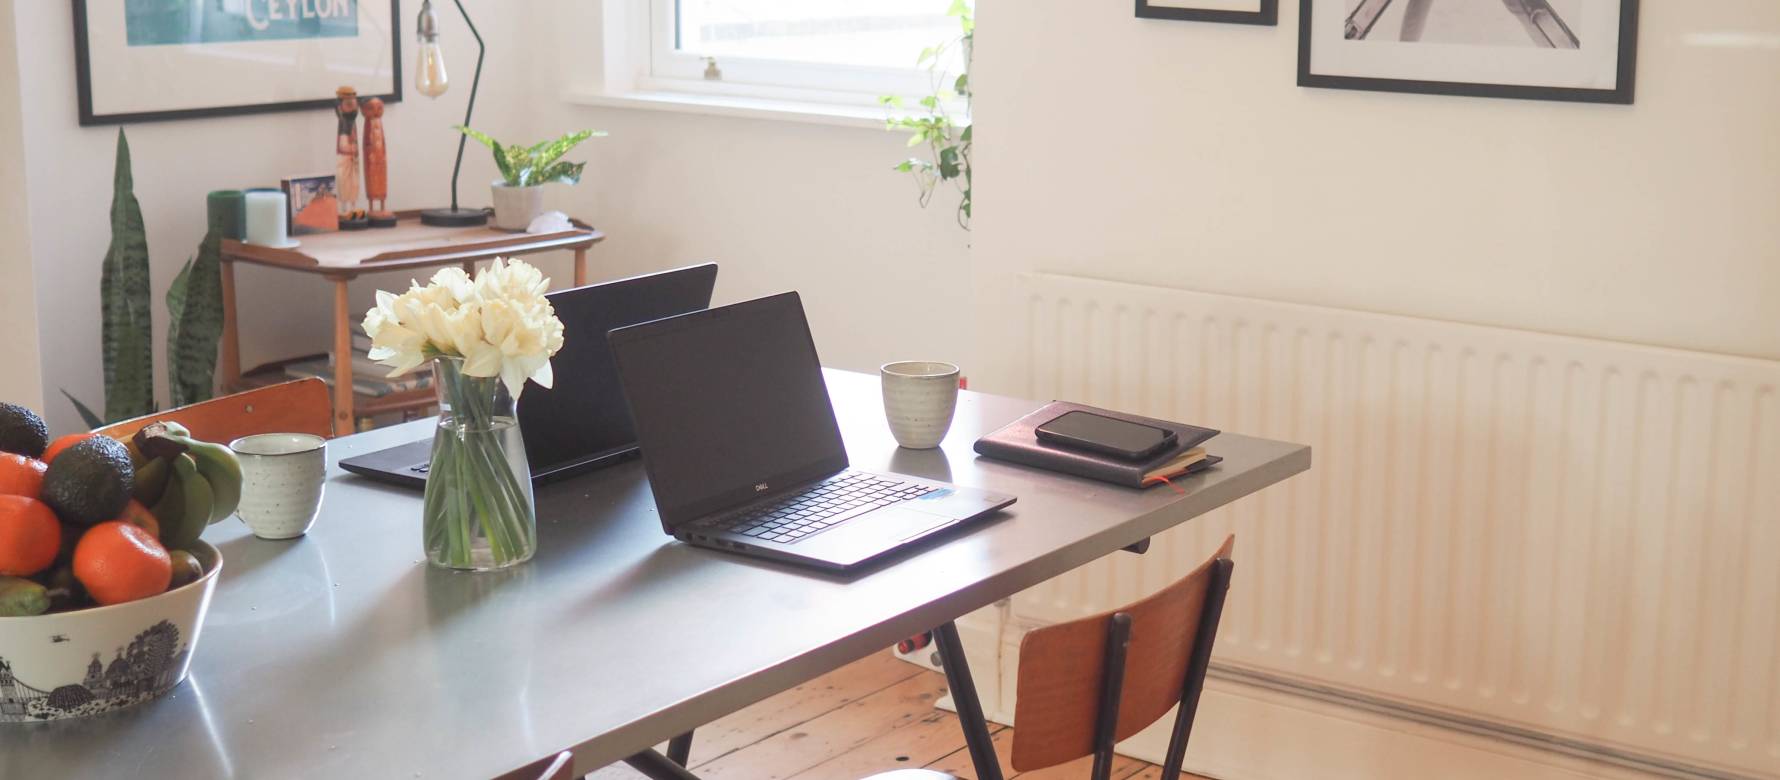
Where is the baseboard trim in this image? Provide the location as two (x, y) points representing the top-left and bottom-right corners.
(1206, 664), (1753, 780)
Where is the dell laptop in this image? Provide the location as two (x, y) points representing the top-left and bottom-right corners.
(340, 263), (719, 488)
(607, 291), (1016, 571)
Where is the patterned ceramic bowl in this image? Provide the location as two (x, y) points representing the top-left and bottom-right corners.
(0, 542), (221, 723)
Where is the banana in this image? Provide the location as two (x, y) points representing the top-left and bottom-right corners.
(145, 421), (243, 524)
(133, 456), (173, 506)
(175, 454), (214, 544)
(155, 454), (211, 549)
(184, 439), (242, 524)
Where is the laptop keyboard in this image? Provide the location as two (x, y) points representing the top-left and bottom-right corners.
(699, 471), (938, 544)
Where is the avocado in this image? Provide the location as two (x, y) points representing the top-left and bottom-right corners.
(41, 436), (134, 526)
(0, 576), (49, 617)
(0, 402), (48, 459)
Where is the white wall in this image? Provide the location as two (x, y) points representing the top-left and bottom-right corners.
(9, 0), (570, 434)
(531, 106), (974, 377)
(971, 0), (1780, 396)
(0, 4), (43, 409)
(532, 0), (973, 380)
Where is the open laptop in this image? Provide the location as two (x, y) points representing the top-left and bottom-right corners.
(607, 291), (1016, 571)
(339, 263), (719, 488)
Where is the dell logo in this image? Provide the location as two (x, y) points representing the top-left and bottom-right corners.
(754, 483), (770, 492)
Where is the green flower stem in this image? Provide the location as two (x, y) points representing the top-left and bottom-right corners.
(423, 357), (537, 570)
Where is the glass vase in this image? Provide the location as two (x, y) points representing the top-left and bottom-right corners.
(422, 356), (537, 571)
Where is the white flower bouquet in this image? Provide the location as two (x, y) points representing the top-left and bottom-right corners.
(362, 258), (564, 570)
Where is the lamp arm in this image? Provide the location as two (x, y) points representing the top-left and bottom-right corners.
(449, 0), (484, 213)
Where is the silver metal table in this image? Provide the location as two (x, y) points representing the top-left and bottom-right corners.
(0, 369), (1309, 779)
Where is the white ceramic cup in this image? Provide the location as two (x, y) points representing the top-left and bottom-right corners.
(881, 361), (962, 449)
(229, 433), (328, 540)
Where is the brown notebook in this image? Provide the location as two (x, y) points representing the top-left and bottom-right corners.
(973, 402), (1221, 488)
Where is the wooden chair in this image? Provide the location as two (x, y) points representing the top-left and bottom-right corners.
(492, 751), (575, 780)
(867, 536), (1235, 780)
(95, 378), (334, 444)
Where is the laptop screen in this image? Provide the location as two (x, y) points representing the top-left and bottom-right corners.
(609, 292), (848, 528)
(517, 264), (717, 474)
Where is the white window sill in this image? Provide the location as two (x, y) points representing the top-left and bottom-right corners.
(562, 88), (894, 130)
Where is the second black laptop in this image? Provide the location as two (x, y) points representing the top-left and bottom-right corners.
(608, 291), (1016, 571)
(340, 263), (719, 488)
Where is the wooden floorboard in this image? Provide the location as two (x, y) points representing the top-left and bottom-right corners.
(585, 651), (1201, 779)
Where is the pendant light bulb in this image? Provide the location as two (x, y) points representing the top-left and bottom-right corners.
(415, 0), (449, 98)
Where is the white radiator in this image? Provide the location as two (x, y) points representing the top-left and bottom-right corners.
(987, 273), (1780, 778)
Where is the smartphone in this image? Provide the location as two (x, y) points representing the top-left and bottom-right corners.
(1035, 411), (1177, 461)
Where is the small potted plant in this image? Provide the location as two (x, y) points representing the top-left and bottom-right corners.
(455, 126), (605, 231)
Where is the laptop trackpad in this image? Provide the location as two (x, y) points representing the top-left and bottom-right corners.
(898, 516), (958, 542)
(799, 506), (957, 561)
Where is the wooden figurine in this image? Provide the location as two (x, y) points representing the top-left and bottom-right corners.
(362, 97), (396, 227)
(334, 87), (368, 230)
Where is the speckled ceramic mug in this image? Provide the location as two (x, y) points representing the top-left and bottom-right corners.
(881, 361), (961, 449)
(229, 433), (327, 540)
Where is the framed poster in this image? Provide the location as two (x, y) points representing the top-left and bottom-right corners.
(1137, 0), (1278, 26)
(1298, 0), (1638, 104)
(74, 0), (401, 125)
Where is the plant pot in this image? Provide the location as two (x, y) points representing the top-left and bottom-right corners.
(0, 542), (222, 723)
(490, 182), (545, 231)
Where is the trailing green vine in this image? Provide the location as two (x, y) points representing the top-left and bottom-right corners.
(882, 0), (973, 230)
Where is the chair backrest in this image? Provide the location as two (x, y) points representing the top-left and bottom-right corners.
(1009, 535), (1235, 775)
(96, 379), (334, 444)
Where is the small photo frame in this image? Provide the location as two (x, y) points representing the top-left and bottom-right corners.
(1298, 0), (1639, 104)
(282, 175), (339, 235)
(1136, 0), (1278, 26)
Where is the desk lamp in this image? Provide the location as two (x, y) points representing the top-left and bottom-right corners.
(416, 0), (489, 227)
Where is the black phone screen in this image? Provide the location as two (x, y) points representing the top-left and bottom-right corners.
(1037, 411), (1173, 456)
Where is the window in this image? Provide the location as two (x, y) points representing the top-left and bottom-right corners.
(647, 0), (965, 101)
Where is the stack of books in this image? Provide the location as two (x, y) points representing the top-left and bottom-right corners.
(283, 333), (433, 398)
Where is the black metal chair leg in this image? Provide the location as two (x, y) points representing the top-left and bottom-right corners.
(666, 731), (694, 767)
(623, 748), (702, 780)
(933, 620), (1005, 780)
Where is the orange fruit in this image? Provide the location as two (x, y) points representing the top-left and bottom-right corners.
(0, 453), (47, 498)
(0, 494), (61, 576)
(73, 521), (172, 606)
(42, 433), (95, 464)
(116, 499), (160, 540)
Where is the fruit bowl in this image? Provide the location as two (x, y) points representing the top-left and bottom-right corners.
(0, 542), (221, 723)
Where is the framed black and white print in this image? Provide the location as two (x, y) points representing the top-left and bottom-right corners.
(74, 0), (401, 126)
(1298, 0), (1638, 103)
(1138, 0), (1278, 27)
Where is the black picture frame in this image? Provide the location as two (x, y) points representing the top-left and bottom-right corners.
(1297, 0), (1639, 104)
(73, 0), (403, 126)
(1137, 0), (1278, 26)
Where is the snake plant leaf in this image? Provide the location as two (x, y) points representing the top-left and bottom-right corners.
(166, 228), (224, 407)
(61, 390), (105, 431)
(101, 129), (154, 423)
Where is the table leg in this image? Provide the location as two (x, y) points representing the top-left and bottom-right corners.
(623, 749), (702, 780)
(329, 275), (354, 436)
(219, 259), (241, 392)
(665, 732), (694, 766)
(935, 621), (1005, 780)
(461, 260), (475, 276)
(574, 247), (588, 286)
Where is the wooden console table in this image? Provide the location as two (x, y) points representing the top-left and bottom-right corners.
(219, 213), (605, 435)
